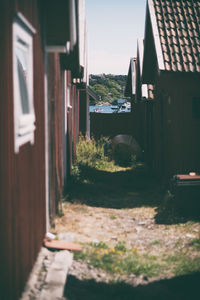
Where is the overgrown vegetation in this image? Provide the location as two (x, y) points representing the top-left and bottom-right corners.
(71, 135), (136, 183)
(89, 74), (128, 105)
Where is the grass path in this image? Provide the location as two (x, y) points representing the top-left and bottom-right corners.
(53, 137), (200, 299)
(54, 164), (200, 284)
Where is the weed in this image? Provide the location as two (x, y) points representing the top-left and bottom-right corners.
(114, 241), (127, 252)
(110, 215), (116, 220)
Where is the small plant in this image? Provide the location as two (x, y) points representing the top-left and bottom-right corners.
(92, 241), (109, 249)
(114, 241), (127, 252)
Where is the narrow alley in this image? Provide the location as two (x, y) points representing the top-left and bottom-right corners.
(1, 0), (200, 299)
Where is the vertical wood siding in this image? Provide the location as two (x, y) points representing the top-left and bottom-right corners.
(48, 53), (64, 220)
(0, 1), (46, 299)
(151, 73), (200, 180)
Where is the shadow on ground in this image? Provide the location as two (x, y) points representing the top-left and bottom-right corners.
(64, 272), (200, 300)
(68, 164), (162, 209)
(68, 164), (200, 224)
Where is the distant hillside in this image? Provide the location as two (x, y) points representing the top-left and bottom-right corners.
(89, 74), (128, 105)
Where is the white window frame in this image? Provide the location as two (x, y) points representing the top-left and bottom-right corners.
(13, 13), (36, 153)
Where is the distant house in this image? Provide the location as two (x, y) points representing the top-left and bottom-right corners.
(0, 0), (88, 299)
(141, 0), (200, 180)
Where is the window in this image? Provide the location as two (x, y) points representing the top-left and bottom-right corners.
(192, 97), (200, 119)
(13, 13), (36, 153)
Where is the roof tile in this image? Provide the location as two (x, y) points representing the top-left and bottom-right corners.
(152, 0), (200, 73)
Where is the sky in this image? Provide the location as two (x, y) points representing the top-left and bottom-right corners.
(86, 0), (147, 75)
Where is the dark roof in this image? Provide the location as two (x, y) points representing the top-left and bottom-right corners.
(87, 86), (99, 101)
(150, 0), (200, 72)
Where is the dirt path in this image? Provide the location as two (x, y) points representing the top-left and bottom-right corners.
(54, 166), (200, 299)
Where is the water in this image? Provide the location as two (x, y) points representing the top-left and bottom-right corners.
(89, 105), (130, 113)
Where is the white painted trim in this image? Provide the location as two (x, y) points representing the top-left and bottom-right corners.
(44, 60), (50, 232)
(13, 15), (36, 153)
(148, 0), (165, 70)
(16, 12), (36, 34)
(142, 84), (148, 99)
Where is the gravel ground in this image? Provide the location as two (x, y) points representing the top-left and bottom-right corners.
(53, 166), (200, 299)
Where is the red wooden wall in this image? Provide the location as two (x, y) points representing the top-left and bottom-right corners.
(151, 72), (200, 180)
(0, 1), (46, 299)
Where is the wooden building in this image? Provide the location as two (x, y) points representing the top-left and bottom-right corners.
(132, 0), (200, 180)
(0, 0), (88, 299)
(125, 49), (154, 165)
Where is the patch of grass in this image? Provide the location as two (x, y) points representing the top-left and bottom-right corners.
(74, 240), (200, 279)
(110, 215), (116, 220)
(164, 253), (200, 276)
(74, 251), (87, 260)
(174, 256), (200, 276)
(114, 241), (127, 252)
(119, 255), (161, 277)
(74, 241), (162, 277)
(151, 240), (160, 245)
(189, 238), (200, 249)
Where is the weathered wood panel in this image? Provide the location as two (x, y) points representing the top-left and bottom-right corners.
(48, 53), (64, 220)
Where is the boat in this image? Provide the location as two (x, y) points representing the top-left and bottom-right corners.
(93, 108), (103, 112)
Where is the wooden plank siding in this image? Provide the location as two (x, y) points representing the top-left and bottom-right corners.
(151, 73), (200, 180)
(0, 1), (46, 299)
(47, 53), (64, 221)
(90, 113), (134, 140)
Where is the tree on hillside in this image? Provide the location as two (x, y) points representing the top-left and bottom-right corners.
(89, 74), (128, 105)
